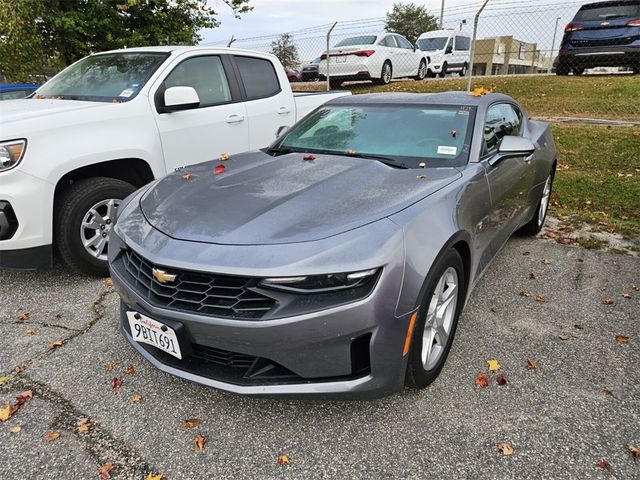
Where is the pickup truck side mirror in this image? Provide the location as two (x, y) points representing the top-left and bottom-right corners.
(276, 125), (290, 138)
(489, 136), (535, 166)
(164, 86), (200, 112)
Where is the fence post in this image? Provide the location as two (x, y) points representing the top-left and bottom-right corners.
(326, 22), (338, 91)
(466, 0), (491, 92)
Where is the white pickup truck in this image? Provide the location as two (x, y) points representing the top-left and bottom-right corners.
(0, 46), (350, 275)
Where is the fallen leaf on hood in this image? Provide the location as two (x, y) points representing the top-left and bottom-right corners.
(48, 339), (64, 350)
(220, 152), (230, 161)
(535, 295), (545, 303)
(418, 162), (426, 168)
(183, 418), (202, 429)
(17, 313), (29, 321)
(26, 328), (37, 336)
(277, 453), (291, 465)
(303, 154), (316, 161)
(104, 362), (116, 371)
(595, 460), (611, 470)
(132, 395), (143, 404)
(497, 442), (514, 456)
(146, 474), (163, 480)
(0, 405), (12, 422)
(111, 377), (123, 389)
(97, 462), (114, 479)
(518, 290), (531, 297)
(194, 434), (206, 452)
(44, 431), (60, 442)
(10, 425), (21, 433)
(346, 149), (357, 155)
(628, 444), (640, 459)
(615, 335), (629, 344)
(104, 279), (113, 287)
(182, 173), (192, 181)
(542, 259), (551, 265)
(527, 360), (539, 370)
(487, 358), (501, 372)
(496, 374), (508, 386)
(602, 298), (614, 305)
(77, 417), (91, 433)
(475, 372), (489, 388)
(214, 164), (226, 175)
(416, 175), (427, 179)
(124, 364), (135, 375)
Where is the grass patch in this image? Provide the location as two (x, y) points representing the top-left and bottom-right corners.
(295, 75), (640, 120)
(575, 237), (608, 250)
(551, 125), (640, 239)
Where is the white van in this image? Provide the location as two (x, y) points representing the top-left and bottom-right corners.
(416, 30), (471, 77)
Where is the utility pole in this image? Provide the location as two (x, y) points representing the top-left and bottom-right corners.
(549, 16), (561, 72)
(326, 22), (337, 91)
(467, 0), (491, 92)
(440, 0), (445, 28)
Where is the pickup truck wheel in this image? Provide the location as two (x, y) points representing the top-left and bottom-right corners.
(54, 177), (136, 276)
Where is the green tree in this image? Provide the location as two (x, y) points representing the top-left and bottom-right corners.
(270, 33), (299, 69)
(384, 2), (438, 45)
(0, 0), (252, 83)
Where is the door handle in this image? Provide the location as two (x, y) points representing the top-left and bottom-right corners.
(225, 114), (245, 124)
(523, 153), (534, 163)
(277, 107), (291, 115)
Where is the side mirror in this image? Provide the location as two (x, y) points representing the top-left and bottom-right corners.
(489, 136), (535, 166)
(164, 86), (200, 112)
(445, 45), (453, 55)
(276, 125), (290, 138)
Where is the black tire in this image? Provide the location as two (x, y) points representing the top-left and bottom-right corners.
(405, 248), (466, 389)
(458, 63), (468, 77)
(426, 69), (435, 78)
(438, 62), (448, 78)
(573, 67), (584, 75)
(519, 166), (556, 236)
(54, 177), (136, 276)
(414, 59), (427, 80)
(556, 65), (570, 76)
(374, 61), (392, 85)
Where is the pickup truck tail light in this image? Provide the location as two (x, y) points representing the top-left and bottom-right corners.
(627, 18), (640, 26)
(564, 23), (584, 32)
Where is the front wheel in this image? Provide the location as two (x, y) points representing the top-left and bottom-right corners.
(405, 248), (465, 389)
(458, 63), (468, 77)
(519, 167), (555, 236)
(438, 62), (448, 78)
(415, 59), (427, 80)
(54, 177), (136, 276)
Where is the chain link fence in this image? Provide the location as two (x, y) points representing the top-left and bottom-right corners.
(203, 0), (640, 120)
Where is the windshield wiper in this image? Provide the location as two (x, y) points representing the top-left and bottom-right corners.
(264, 146), (299, 156)
(343, 152), (409, 169)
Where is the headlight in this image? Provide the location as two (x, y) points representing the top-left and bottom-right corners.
(260, 268), (380, 293)
(0, 139), (27, 172)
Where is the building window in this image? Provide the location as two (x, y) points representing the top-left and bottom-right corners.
(518, 43), (526, 60)
(496, 44), (504, 55)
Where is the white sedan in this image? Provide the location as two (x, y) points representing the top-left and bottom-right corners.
(318, 33), (428, 88)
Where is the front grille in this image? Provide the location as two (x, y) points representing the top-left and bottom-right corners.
(570, 36), (637, 47)
(121, 249), (277, 320)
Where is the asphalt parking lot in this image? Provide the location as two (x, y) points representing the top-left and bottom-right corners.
(1, 236), (638, 480)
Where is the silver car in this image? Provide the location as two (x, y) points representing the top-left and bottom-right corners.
(108, 92), (556, 399)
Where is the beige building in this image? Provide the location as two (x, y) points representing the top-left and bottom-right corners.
(472, 36), (548, 76)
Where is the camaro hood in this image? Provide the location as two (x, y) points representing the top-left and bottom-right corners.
(140, 151), (462, 245)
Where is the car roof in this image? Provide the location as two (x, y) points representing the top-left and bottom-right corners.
(92, 45), (278, 58)
(327, 91), (515, 107)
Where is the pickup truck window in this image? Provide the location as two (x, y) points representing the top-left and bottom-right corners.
(234, 56), (280, 100)
(164, 56), (232, 107)
(35, 52), (168, 102)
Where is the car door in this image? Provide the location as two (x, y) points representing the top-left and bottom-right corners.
(394, 35), (419, 76)
(151, 54), (249, 173)
(232, 55), (296, 149)
(377, 35), (397, 76)
(481, 102), (534, 254)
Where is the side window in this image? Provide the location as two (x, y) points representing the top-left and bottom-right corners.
(163, 56), (232, 107)
(484, 103), (522, 153)
(380, 36), (397, 48)
(396, 36), (414, 50)
(235, 56), (281, 100)
(445, 38), (453, 53)
(455, 36), (470, 51)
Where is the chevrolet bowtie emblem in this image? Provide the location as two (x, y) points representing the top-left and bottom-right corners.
(601, 21), (610, 26)
(152, 268), (177, 284)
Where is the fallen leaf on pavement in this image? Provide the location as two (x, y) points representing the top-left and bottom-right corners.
(132, 395), (143, 404)
(97, 462), (114, 479)
(183, 418), (202, 429)
(496, 374), (508, 386)
(615, 335), (629, 344)
(595, 460), (611, 470)
(628, 444), (640, 459)
(277, 453), (291, 465)
(10, 425), (21, 433)
(104, 279), (113, 287)
(146, 474), (163, 480)
(194, 434), (206, 452)
(535, 295), (545, 303)
(574, 324), (584, 330)
(602, 298), (614, 305)
(518, 290), (531, 297)
(475, 372), (489, 388)
(558, 335), (570, 341)
(13, 364), (26, 374)
(487, 358), (501, 372)
(77, 417), (91, 433)
(111, 377), (123, 389)
(600, 386), (615, 397)
(124, 364), (135, 375)
(0, 405), (12, 421)
(48, 339), (64, 350)
(26, 328), (37, 336)
(54, 313), (64, 319)
(0, 374), (13, 386)
(44, 431), (60, 442)
(497, 442), (514, 456)
(527, 360), (539, 370)
(104, 362), (116, 371)
(522, 251), (530, 256)
(622, 293), (632, 299)
(17, 313), (29, 321)
(542, 259), (551, 265)
(529, 272), (538, 280)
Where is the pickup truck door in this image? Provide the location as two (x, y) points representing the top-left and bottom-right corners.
(231, 55), (296, 150)
(151, 54), (249, 173)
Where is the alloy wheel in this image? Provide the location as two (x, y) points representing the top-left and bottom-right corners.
(421, 267), (459, 371)
(80, 198), (121, 261)
(538, 174), (552, 227)
(383, 63), (392, 83)
(418, 61), (426, 79)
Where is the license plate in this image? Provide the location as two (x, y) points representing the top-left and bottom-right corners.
(127, 311), (182, 359)
(334, 56), (347, 63)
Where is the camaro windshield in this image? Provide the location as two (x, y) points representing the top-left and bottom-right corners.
(279, 104), (475, 166)
(35, 52), (169, 102)
(417, 37), (448, 51)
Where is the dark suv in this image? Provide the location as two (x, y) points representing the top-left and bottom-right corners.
(557, 0), (640, 75)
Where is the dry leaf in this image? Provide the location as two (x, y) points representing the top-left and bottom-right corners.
(535, 295), (545, 303)
(48, 339), (64, 350)
(490, 307), (497, 313)
(277, 453), (290, 465)
(622, 293), (631, 299)
(558, 335), (570, 341)
(487, 358), (501, 372)
(97, 462), (114, 479)
(628, 444), (640, 459)
(104, 278), (113, 287)
(574, 324), (584, 330)
(595, 459), (611, 470)
(495, 373), (508, 386)
(194, 434), (206, 452)
(529, 272), (538, 280)
(214, 164), (226, 175)
(601, 386), (615, 397)
(475, 372), (489, 388)
(497, 442), (514, 456)
(183, 418), (202, 429)
(17, 312), (29, 321)
(0, 405), (12, 422)
(416, 175), (427, 179)
(132, 395), (143, 404)
(522, 251), (530, 256)
(182, 173), (192, 181)
(111, 377), (123, 389)
(104, 362), (116, 371)
(54, 313), (64, 319)
(542, 259), (551, 265)
(26, 328), (37, 336)
(615, 335), (629, 344)
(602, 298), (614, 305)
(303, 154), (316, 161)
(418, 162), (426, 168)
(519, 290), (531, 297)
(527, 360), (539, 370)
(13, 364), (26, 374)
(0, 375), (13, 386)
(10, 425), (21, 433)
(346, 149), (357, 155)
(77, 417), (91, 433)
(146, 474), (163, 480)
(44, 431), (60, 442)
(124, 364), (135, 375)
(219, 152), (230, 161)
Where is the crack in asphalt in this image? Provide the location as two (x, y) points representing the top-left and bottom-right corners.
(0, 320), (82, 332)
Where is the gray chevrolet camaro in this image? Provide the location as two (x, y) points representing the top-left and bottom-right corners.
(108, 92), (556, 399)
